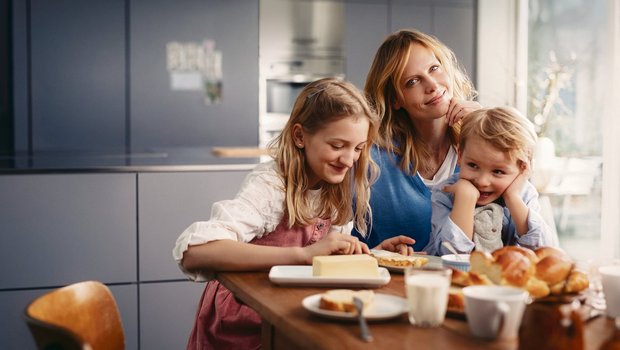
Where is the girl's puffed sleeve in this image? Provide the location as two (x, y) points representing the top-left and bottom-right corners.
(172, 161), (285, 281)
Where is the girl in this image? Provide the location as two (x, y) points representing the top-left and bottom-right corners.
(425, 107), (557, 255)
(352, 29), (482, 252)
(173, 77), (412, 349)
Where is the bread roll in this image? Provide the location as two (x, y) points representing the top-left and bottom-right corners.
(565, 269), (589, 294)
(447, 286), (465, 312)
(450, 246), (588, 299)
(534, 246), (568, 260)
(494, 250), (535, 287)
(450, 267), (472, 287)
(535, 255), (572, 285)
(492, 246), (540, 264)
(525, 276), (550, 298)
(318, 289), (374, 313)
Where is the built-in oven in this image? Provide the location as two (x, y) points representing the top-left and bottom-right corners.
(259, 58), (344, 147)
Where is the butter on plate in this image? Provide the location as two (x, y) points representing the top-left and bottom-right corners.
(312, 254), (380, 278)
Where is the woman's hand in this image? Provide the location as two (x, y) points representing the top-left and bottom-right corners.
(445, 99), (482, 126)
(374, 235), (417, 256)
(302, 232), (370, 264)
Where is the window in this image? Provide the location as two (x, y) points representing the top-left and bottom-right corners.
(477, 0), (620, 261)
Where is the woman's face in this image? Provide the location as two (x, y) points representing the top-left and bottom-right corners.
(294, 114), (369, 189)
(458, 136), (521, 206)
(394, 43), (453, 121)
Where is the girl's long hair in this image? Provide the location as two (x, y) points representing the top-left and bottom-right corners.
(269, 77), (379, 236)
(365, 29), (477, 174)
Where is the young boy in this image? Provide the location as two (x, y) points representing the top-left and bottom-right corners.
(425, 107), (557, 255)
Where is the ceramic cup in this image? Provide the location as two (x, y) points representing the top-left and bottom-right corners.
(462, 285), (529, 340)
(404, 267), (452, 327)
(599, 265), (620, 318)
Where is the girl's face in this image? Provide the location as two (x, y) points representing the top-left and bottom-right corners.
(395, 43), (453, 121)
(294, 114), (369, 189)
(458, 136), (521, 206)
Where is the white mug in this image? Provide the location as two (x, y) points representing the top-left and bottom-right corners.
(462, 285), (529, 340)
(599, 265), (620, 318)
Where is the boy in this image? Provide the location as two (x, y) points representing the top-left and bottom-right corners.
(425, 107), (557, 255)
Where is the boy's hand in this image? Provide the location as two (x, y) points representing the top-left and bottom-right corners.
(443, 178), (480, 202)
(503, 161), (531, 202)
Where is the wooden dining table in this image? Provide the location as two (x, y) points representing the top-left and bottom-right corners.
(216, 270), (616, 349)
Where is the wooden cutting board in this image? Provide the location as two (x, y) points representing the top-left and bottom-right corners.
(211, 147), (271, 157)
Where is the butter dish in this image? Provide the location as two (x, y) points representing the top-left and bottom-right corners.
(268, 266), (391, 288)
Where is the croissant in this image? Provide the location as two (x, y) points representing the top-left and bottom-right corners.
(451, 246), (589, 299)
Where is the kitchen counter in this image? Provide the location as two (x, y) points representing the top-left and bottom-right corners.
(0, 147), (266, 174)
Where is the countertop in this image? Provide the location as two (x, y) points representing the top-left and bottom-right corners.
(0, 147), (267, 174)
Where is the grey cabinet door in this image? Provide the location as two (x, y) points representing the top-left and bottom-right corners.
(138, 170), (250, 281)
(139, 281), (205, 350)
(29, 0), (126, 153)
(0, 174), (137, 289)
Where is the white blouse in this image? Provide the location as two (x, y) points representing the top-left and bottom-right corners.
(172, 160), (354, 281)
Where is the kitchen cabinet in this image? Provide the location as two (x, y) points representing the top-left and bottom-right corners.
(138, 171), (250, 281)
(345, 0), (477, 90)
(0, 167), (251, 349)
(0, 173), (137, 289)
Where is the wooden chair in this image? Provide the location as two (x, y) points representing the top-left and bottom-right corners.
(24, 281), (125, 350)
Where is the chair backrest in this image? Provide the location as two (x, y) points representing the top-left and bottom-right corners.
(24, 281), (125, 350)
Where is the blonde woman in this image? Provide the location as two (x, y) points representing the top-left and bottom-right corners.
(173, 77), (409, 349)
(353, 29), (482, 253)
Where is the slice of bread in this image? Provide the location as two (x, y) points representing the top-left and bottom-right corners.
(318, 289), (375, 313)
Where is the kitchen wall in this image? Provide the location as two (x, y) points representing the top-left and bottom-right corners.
(7, 0), (476, 159)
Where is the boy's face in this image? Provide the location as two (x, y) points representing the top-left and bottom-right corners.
(294, 114), (369, 189)
(458, 136), (522, 206)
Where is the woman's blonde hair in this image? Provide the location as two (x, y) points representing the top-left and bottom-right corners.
(459, 107), (537, 167)
(365, 29), (477, 174)
(269, 77), (379, 235)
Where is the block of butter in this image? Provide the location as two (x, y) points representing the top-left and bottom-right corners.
(312, 254), (380, 277)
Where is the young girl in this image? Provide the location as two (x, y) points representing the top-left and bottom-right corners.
(425, 107), (557, 256)
(173, 77), (413, 349)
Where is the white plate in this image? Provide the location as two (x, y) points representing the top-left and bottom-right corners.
(302, 293), (407, 321)
(370, 249), (443, 273)
(268, 265), (390, 287)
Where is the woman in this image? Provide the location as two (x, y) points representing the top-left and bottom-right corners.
(353, 29), (481, 253)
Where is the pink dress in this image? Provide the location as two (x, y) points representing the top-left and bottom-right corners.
(186, 218), (331, 350)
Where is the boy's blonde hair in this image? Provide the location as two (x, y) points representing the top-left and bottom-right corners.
(365, 29), (477, 174)
(459, 107), (537, 168)
(270, 77), (379, 235)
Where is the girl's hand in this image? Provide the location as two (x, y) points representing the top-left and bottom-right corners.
(503, 161), (531, 202)
(302, 232), (370, 263)
(445, 99), (482, 126)
(374, 236), (417, 255)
